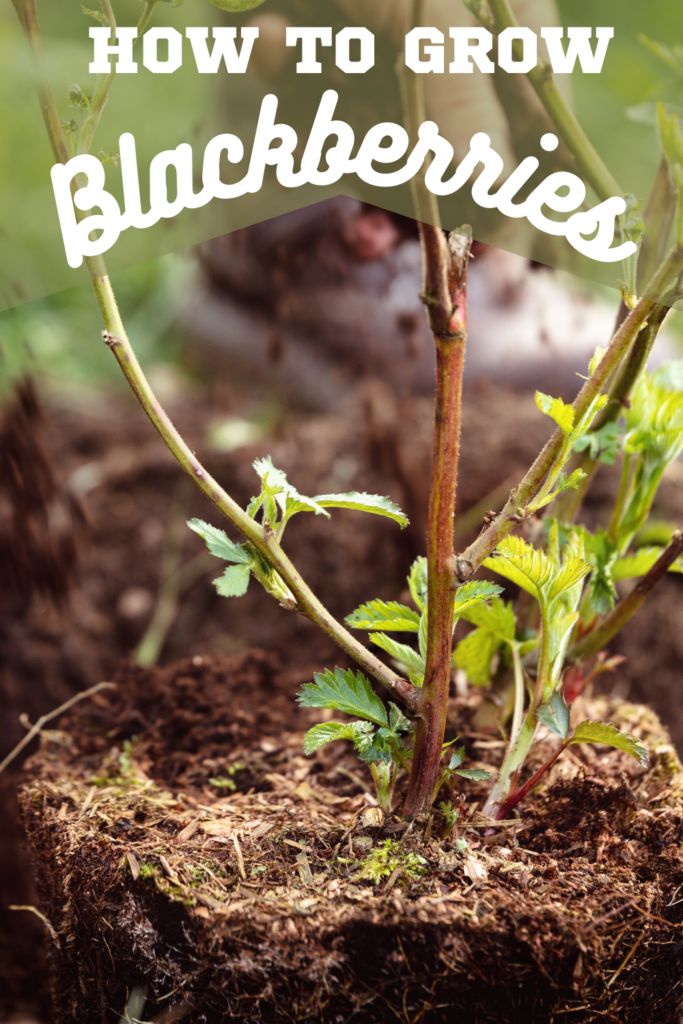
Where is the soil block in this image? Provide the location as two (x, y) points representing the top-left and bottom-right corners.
(20, 653), (683, 1024)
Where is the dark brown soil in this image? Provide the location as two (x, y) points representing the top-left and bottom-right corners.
(20, 653), (683, 1024)
(3, 380), (682, 1021)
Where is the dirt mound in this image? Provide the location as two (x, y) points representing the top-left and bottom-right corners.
(20, 653), (683, 1024)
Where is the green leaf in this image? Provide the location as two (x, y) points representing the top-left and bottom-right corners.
(214, 564), (251, 598)
(314, 492), (409, 529)
(454, 595), (516, 687)
(547, 553), (592, 601)
(418, 613), (428, 660)
(448, 747), (465, 770)
(303, 720), (374, 756)
(369, 634), (425, 687)
(573, 422), (622, 466)
(388, 703), (412, 736)
(484, 535), (555, 600)
(538, 693), (570, 739)
(408, 557), (428, 611)
(346, 600), (420, 633)
(252, 457), (329, 522)
(447, 747), (491, 780)
(529, 469), (587, 513)
(485, 534), (590, 605)
(581, 528), (619, 615)
(571, 722), (649, 767)
(459, 596), (516, 641)
(454, 768), (493, 782)
(453, 628), (501, 687)
(453, 581), (503, 618)
(536, 392), (575, 435)
(297, 668), (388, 728)
(188, 519), (250, 564)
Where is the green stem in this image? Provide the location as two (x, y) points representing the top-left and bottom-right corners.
(608, 452), (634, 543)
(483, 706), (537, 818)
(91, 276), (418, 710)
(484, 607), (554, 818)
(78, 0), (161, 156)
(569, 530), (683, 664)
(509, 642), (526, 750)
(15, 0), (420, 716)
(137, 0), (158, 36)
(486, 0), (622, 201)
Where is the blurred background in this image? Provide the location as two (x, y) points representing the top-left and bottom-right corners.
(2, 209), (683, 1021)
(2, 0), (683, 1018)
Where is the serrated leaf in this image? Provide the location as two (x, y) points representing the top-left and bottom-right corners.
(279, 493), (329, 519)
(408, 557), (428, 611)
(548, 554), (592, 601)
(459, 596), (516, 642)
(214, 564), (251, 598)
(388, 703), (412, 735)
(530, 469), (588, 513)
(303, 720), (375, 756)
(581, 528), (619, 615)
(314, 492), (409, 528)
(346, 600), (420, 633)
(369, 634), (425, 687)
(453, 628), (500, 687)
(418, 613), (428, 660)
(571, 722), (649, 767)
(188, 519), (250, 564)
(454, 768), (493, 782)
(297, 668), (388, 728)
(536, 392), (575, 435)
(252, 457), (329, 521)
(538, 693), (570, 739)
(253, 455), (288, 490)
(448, 747), (465, 770)
(484, 536), (555, 599)
(485, 535), (590, 606)
(573, 422), (622, 466)
(453, 581), (503, 618)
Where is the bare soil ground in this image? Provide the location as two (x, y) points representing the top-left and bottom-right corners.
(20, 652), (683, 1023)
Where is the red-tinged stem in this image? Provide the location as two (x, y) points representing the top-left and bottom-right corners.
(403, 228), (472, 819)
(495, 743), (568, 821)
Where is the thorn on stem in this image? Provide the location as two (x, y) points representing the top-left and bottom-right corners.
(455, 558), (474, 583)
(102, 330), (122, 350)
